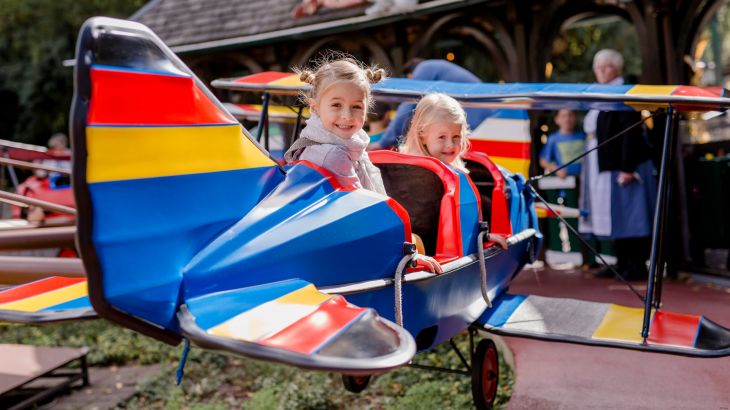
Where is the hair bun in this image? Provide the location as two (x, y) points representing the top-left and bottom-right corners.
(299, 70), (316, 84)
(365, 67), (386, 84)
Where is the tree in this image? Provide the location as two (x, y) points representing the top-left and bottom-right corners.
(0, 0), (146, 145)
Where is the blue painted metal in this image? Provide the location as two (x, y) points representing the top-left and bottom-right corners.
(90, 166), (283, 329)
(40, 296), (91, 312)
(183, 164), (408, 295)
(185, 279), (310, 330)
(455, 169), (480, 256)
(346, 239), (533, 351)
(477, 294), (527, 327)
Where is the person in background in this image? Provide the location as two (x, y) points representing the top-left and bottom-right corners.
(365, 101), (391, 147)
(539, 109), (585, 179)
(580, 49), (657, 281)
(370, 59), (493, 150)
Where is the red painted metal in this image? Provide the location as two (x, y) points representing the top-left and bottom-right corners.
(0, 276), (85, 304)
(233, 71), (293, 84)
(462, 152), (512, 236)
(88, 68), (234, 125)
(470, 139), (531, 159)
(258, 295), (365, 354)
(370, 151), (464, 259)
(648, 311), (701, 348)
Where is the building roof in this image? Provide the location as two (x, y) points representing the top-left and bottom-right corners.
(131, 0), (485, 54)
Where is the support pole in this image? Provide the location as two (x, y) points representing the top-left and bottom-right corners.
(257, 92), (270, 143)
(642, 108), (676, 341)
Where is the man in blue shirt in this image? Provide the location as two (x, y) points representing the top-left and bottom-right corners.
(371, 59), (493, 149)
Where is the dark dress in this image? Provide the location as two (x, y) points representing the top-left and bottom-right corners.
(595, 111), (658, 279)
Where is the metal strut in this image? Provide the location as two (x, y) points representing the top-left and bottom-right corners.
(642, 107), (677, 342)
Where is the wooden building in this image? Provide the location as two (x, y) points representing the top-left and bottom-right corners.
(131, 0), (725, 85)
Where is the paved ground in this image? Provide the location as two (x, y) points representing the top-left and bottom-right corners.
(504, 266), (730, 410)
(47, 364), (161, 410)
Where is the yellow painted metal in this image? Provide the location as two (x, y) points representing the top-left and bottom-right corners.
(592, 304), (653, 343)
(0, 282), (87, 312)
(86, 124), (274, 183)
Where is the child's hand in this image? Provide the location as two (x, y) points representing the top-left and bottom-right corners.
(556, 169), (568, 179)
(413, 254), (443, 274)
(488, 233), (509, 250)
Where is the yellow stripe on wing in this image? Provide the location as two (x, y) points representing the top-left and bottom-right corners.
(208, 284), (332, 341)
(269, 74), (306, 89)
(592, 304), (654, 344)
(0, 282), (87, 312)
(625, 85), (677, 111)
(489, 156), (530, 176)
(87, 124), (275, 183)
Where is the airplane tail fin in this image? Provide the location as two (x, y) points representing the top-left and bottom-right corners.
(71, 18), (283, 343)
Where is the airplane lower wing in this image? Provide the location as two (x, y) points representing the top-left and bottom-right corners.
(0, 276), (96, 323)
(476, 294), (730, 357)
(179, 279), (416, 374)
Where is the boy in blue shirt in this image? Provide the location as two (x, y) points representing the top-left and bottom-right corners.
(539, 109), (585, 178)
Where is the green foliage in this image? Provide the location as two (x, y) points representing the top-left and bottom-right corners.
(0, 0), (146, 144)
(0, 321), (514, 408)
(0, 320), (180, 365)
(550, 17), (642, 83)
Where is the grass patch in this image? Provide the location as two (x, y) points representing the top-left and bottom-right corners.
(0, 321), (513, 409)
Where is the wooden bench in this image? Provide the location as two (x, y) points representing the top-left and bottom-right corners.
(0, 344), (89, 410)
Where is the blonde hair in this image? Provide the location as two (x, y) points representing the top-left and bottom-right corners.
(296, 54), (386, 112)
(399, 93), (470, 171)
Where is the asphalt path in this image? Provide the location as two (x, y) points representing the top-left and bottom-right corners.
(504, 266), (730, 410)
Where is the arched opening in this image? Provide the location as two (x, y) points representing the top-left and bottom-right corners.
(410, 14), (505, 81)
(548, 14), (642, 83)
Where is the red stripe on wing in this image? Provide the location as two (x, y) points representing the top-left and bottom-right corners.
(470, 140), (531, 159)
(0, 277), (85, 304)
(233, 71), (293, 84)
(88, 68), (234, 125)
(258, 295), (365, 354)
(648, 311), (701, 348)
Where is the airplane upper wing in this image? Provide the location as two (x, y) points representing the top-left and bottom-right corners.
(475, 293), (730, 357)
(0, 276), (96, 323)
(213, 72), (730, 112)
(179, 279), (416, 374)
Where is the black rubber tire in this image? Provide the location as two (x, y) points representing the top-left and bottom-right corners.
(471, 339), (499, 410)
(342, 374), (371, 393)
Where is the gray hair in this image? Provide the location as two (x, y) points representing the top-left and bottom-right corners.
(593, 49), (624, 72)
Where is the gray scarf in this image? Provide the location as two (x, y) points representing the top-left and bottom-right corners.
(284, 114), (386, 194)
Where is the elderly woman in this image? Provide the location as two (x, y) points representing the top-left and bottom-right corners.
(579, 49), (657, 281)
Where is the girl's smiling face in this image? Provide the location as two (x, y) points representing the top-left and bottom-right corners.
(311, 81), (367, 140)
(420, 122), (462, 165)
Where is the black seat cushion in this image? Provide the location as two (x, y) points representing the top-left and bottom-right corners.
(376, 164), (444, 256)
(464, 159), (494, 223)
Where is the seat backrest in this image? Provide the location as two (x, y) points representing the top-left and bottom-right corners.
(377, 163), (444, 255)
(370, 150), (477, 259)
(462, 151), (512, 236)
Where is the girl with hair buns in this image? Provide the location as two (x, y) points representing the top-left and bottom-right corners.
(284, 57), (387, 195)
(284, 57), (443, 273)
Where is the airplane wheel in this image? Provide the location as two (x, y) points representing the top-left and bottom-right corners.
(342, 374), (371, 393)
(471, 339), (499, 410)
